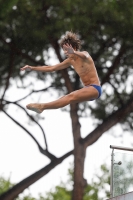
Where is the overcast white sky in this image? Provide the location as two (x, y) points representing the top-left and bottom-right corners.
(0, 49), (133, 199)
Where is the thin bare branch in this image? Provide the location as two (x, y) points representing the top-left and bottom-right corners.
(2, 109), (57, 160)
(14, 85), (53, 103)
(3, 99), (48, 150)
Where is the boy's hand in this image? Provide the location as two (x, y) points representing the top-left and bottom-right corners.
(63, 43), (75, 54)
(20, 65), (32, 71)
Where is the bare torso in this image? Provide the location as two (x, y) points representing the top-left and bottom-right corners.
(67, 52), (100, 86)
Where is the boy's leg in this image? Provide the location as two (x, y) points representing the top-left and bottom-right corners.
(26, 95), (67, 113)
(26, 86), (99, 113)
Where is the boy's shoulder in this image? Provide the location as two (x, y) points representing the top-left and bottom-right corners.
(82, 51), (90, 58)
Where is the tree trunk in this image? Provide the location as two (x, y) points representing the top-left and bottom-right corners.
(70, 103), (86, 200)
(73, 143), (86, 200)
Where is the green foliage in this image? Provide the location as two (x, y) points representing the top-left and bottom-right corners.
(0, 176), (14, 195)
(1, 0), (133, 121)
(83, 164), (110, 200)
(39, 186), (71, 200)
(39, 164), (110, 200)
(0, 164), (110, 200)
(0, 0), (19, 16)
(16, 196), (36, 200)
(0, 176), (35, 200)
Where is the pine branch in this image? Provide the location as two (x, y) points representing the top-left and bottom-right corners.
(101, 43), (126, 85)
(82, 95), (133, 148)
(108, 80), (124, 107)
(0, 36), (44, 65)
(1, 51), (14, 103)
(92, 37), (118, 61)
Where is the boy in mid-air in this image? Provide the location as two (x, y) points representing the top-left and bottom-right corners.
(20, 31), (102, 114)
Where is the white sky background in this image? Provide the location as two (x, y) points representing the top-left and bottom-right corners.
(0, 49), (133, 199)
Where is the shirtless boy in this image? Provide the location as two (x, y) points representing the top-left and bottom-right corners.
(20, 31), (102, 114)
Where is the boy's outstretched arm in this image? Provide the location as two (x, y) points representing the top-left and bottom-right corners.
(20, 59), (70, 72)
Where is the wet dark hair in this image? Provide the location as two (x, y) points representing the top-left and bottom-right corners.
(60, 31), (81, 51)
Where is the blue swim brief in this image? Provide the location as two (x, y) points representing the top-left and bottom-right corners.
(85, 84), (102, 101)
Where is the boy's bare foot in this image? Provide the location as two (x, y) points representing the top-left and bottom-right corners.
(26, 103), (43, 114)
